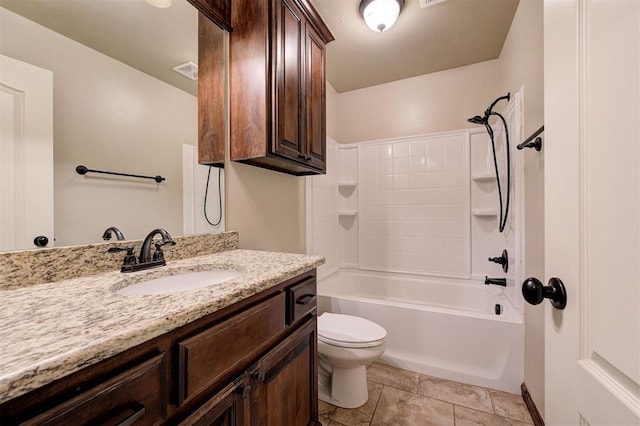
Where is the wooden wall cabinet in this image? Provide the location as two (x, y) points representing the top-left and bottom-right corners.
(0, 271), (319, 426)
(230, 0), (334, 176)
(187, 0), (232, 32)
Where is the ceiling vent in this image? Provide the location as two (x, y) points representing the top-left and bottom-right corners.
(420, 0), (448, 7)
(172, 62), (198, 80)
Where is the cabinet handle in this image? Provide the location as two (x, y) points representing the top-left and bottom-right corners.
(238, 385), (251, 398)
(116, 404), (146, 426)
(297, 154), (312, 162)
(252, 371), (266, 382)
(295, 294), (316, 305)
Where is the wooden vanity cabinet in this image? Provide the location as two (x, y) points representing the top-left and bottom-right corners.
(0, 270), (318, 426)
(229, 0), (334, 176)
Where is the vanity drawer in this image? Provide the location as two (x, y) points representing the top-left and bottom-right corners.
(25, 354), (166, 426)
(177, 292), (286, 404)
(287, 277), (317, 325)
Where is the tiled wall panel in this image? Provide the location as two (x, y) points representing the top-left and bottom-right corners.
(310, 141), (339, 277)
(358, 132), (471, 277)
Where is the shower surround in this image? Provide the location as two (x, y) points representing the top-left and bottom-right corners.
(307, 90), (525, 392)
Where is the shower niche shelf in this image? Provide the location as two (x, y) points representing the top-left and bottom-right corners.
(472, 173), (496, 182)
(338, 210), (358, 217)
(472, 209), (498, 218)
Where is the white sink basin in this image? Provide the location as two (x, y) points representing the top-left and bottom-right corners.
(115, 269), (243, 296)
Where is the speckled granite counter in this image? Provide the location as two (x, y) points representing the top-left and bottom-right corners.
(0, 249), (324, 404)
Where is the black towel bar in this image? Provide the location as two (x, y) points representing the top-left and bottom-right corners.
(517, 125), (544, 151)
(76, 165), (165, 183)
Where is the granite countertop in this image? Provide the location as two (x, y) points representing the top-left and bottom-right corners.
(0, 249), (324, 404)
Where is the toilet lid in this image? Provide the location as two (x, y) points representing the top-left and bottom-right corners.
(318, 313), (387, 348)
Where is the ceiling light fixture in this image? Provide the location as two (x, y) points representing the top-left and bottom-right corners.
(359, 0), (404, 33)
(145, 0), (172, 8)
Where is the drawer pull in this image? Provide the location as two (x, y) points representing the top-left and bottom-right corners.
(252, 371), (266, 382)
(295, 294), (316, 305)
(116, 404), (146, 426)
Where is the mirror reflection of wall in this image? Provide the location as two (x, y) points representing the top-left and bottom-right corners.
(0, 1), (225, 251)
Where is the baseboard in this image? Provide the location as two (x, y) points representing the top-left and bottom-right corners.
(521, 382), (544, 426)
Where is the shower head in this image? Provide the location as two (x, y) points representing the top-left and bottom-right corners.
(467, 92), (511, 126)
(467, 115), (488, 125)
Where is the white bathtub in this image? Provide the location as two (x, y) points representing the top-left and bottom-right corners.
(317, 268), (524, 394)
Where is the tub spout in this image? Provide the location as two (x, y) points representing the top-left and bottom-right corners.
(484, 276), (507, 287)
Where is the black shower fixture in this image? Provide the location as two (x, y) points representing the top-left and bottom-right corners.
(467, 93), (512, 233)
(488, 249), (509, 273)
(467, 115), (488, 125)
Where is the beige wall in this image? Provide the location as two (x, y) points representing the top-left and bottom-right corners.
(1, 8), (197, 247)
(226, 162), (306, 253)
(497, 0), (545, 416)
(335, 60), (500, 143)
(326, 83), (339, 141)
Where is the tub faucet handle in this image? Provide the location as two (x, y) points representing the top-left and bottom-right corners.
(488, 249), (508, 273)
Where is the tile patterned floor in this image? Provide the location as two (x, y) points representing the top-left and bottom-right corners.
(319, 362), (534, 426)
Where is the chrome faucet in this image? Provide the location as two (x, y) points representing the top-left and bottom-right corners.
(108, 228), (175, 273)
(102, 226), (125, 241)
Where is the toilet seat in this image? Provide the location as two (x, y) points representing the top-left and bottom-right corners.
(318, 313), (386, 348)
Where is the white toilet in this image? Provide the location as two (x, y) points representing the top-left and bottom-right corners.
(317, 312), (387, 408)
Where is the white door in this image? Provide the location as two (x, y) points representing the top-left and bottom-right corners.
(0, 55), (54, 251)
(544, 0), (640, 424)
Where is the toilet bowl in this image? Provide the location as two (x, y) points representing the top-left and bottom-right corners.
(317, 312), (387, 409)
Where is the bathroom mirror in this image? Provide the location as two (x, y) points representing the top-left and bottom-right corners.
(0, 0), (225, 251)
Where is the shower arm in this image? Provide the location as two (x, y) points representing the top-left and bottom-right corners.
(485, 93), (511, 117)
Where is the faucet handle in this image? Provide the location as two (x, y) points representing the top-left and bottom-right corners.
(152, 240), (175, 262)
(155, 240), (176, 248)
(108, 246), (137, 266)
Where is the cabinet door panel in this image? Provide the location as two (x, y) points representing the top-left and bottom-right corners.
(180, 375), (248, 426)
(305, 24), (326, 171)
(249, 319), (318, 426)
(273, 0), (305, 162)
(198, 13), (225, 166)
